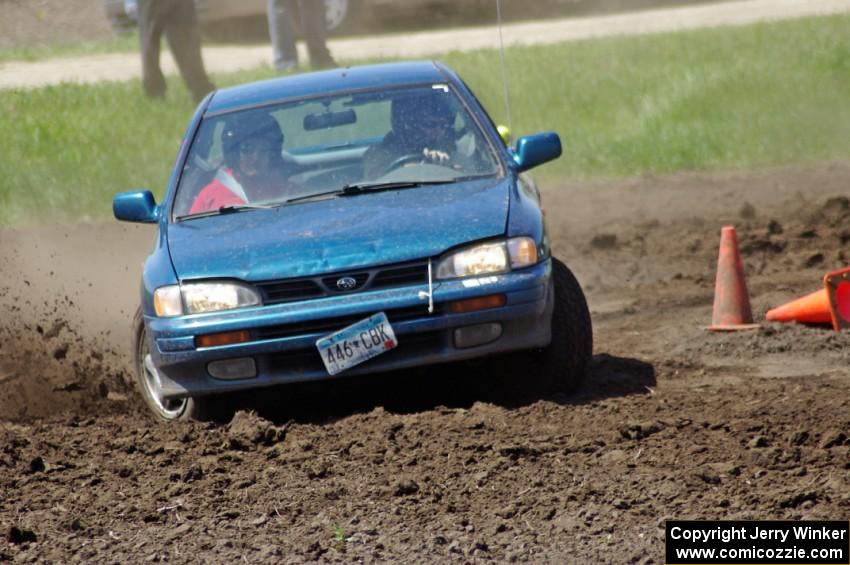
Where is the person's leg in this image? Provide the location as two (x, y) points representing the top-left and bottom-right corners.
(163, 0), (215, 103)
(268, 0), (299, 71)
(137, 0), (166, 99)
(298, 0), (335, 69)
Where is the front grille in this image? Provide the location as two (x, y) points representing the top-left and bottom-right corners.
(372, 264), (429, 289)
(260, 279), (323, 303)
(256, 260), (430, 305)
(253, 305), (437, 341)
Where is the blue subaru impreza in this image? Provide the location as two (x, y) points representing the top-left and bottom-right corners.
(114, 61), (592, 421)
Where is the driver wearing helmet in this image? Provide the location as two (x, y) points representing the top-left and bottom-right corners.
(362, 91), (460, 180)
(190, 112), (296, 214)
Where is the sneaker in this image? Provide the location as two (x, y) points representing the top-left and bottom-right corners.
(274, 60), (298, 73)
(310, 57), (337, 71)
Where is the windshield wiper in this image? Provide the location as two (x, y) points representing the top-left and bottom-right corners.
(282, 179), (457, 205)
(341, 179), (458, 193)
(176, 203), (273, 221)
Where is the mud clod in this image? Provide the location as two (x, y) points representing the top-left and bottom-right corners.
(788, 429), (810, 446)
(779, 491), (819, 509)
(183, 465), (204, 482)
(7, 527), (37, 545)
(707, 462), (741, 477)
(749, 436), (769, 448)
(497, 445), (542, 460)
(394, 479), (420, 496)
(803, 253), (824, 268)
(619, 421), (663, 441)
(227, 411), (287, 447)
(590, 234), (618, 250)
(28, 457), (45, 474)
(818, 430), (847, 449)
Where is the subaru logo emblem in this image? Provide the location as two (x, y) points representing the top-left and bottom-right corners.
(336, 277), (357, 291)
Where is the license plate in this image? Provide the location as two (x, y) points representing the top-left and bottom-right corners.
(316, 312), (398, 376)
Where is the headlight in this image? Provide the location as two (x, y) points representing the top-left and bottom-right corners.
(182, 283), (262, 314)
(153, 285), (183, 317)
(436, 237), (538, 279)
(507, 237), (538, 268)
(153, 282), (262, 317)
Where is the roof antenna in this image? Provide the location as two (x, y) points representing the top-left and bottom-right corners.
(496, 0), (513, 138)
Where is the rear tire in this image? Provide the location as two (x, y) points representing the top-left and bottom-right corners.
(533, 257), (593, 395)
(133, 308), (225, 422)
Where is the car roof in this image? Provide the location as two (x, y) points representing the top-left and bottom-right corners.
(206, 61), (453, 114)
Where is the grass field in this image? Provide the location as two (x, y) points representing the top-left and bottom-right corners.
(0, 35), (139, 64)
(2, 14), (850, 225)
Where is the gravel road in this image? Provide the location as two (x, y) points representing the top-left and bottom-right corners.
(1, 0), (849, 90)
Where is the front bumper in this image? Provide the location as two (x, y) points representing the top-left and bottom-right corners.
(146, 259), (554, 399)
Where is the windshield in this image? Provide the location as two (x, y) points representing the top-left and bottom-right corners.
(173, 84), (502, 219)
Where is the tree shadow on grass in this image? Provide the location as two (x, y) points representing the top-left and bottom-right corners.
(243, 352), (656, 425)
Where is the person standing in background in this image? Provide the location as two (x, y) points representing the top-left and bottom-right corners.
(267, 0), (337, 72)
(137, 0), (215, 104)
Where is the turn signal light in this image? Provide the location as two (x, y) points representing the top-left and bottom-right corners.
(449, 294), (507, 314)
(195, 330), (251, 348)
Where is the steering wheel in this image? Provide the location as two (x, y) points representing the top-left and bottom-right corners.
(378, 153), (424, 177)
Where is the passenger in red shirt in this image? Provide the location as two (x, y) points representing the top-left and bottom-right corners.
(190, 113), (296, 214)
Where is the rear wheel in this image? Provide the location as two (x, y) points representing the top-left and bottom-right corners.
(529, 257), (593, 395)
(133, 308), (223, 422)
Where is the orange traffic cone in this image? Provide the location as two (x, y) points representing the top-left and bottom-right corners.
(708, 225), (759, 331)
(825, 267), (850, 331)
(766, 267), (850, 331)
(765, 288), (833, 325)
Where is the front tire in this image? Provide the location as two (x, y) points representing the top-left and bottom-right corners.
(133, 308), (222, 422)
(534, 257), (593, 395)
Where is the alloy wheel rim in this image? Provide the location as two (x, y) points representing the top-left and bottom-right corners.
(138, 334), (186, 419)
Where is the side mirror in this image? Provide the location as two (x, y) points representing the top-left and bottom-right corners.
(513, 132), (562, 172)
(113, 190), (160, 223)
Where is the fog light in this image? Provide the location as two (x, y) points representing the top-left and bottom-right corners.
(454, 323), (503, 349)
(208, 358), (257, 380)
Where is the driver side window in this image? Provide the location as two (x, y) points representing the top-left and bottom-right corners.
(173, 121), (227, 217)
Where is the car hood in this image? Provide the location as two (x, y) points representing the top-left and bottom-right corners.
(167, 177), (510, 281)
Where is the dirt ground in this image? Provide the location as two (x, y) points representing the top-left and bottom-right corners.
(1, 162), (849, 563)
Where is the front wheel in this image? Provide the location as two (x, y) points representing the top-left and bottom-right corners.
(133, 308), (223, 422)
(534, 257), (593, 395)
